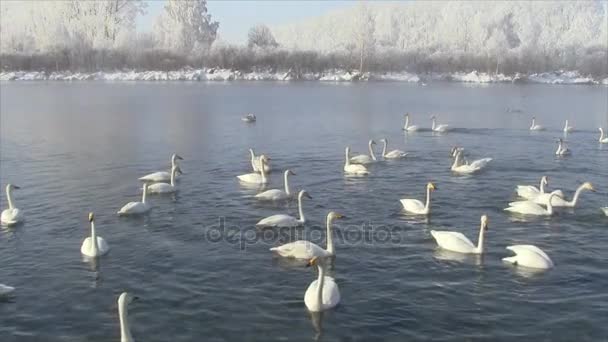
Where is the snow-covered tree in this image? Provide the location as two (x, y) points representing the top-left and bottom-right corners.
(353, 3), (376, 72)
(154, 0), (219, 54)
(248, 25), (278, 49)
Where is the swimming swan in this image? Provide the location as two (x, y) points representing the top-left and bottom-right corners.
(148, 164), (182, 194)
(304, 257), (340, 312)
(529, 117), (545, 131)
(516, 176), (564, 200)
(451, 150), (491, 174)
(242, 113), (256, 122)
(502, 245), (553, 269)
(431, 215), (489, 254)
(601, 207), (608, 216)
(1, 184), (23, 225)
(504, 192), (560, 216)
(599, 128), (608, 143)
(249, 149), (272, 172)
(256, 190), (311, 227)
(117, 183), (150, 216)
(118, 292), (138, 342)
(431, 116), (449, 132)
(139, 154), (183, 182)
(270, 212), (343, 258)
(511, 182), (595, 208)
(400, 182), (436, 215)
(555, 138), (571, 156)
(344, 147), (369, 175)
(563, 120), (573, 133)
(238, 155), (270, 184)
(403, 113), (419, 132)
(0, 284), (15, 296)
(255, 170), (295, 201)
(380, 138), (408, 159)
(350, 140), (377, 164)
(80, 213), (109, 257)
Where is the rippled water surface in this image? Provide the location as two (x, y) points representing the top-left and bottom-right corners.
(1, 82), (608, 341)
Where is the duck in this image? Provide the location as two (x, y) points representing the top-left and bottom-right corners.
(431, 116), (449, 132)
(529, 116), (545, 131)
(117, 183), (151, 216)
(400, 182), (436, 215)
(403, 113), (419, 132)
(139, 154), (183, 183)
(431, 215), (489, 254)
(349, 140), (377, 164)
(148, 164), (182, 194)
(238, 155), (270, 184)
(343, 147), (369, 175)
(555, 138), (571, 156)
(255, 170), (295, 201)
(249, 149), (272, 172)
(304, 257), (340, 312)
(118, 292), (138, 342)
(270, 212), (344, 259)
(1, 184), (23, 226)
(503, 245), (554, 269)
(599, 128), (608, 143)
(80, 213), (110, 257)
(380, 138), (408, 159)
(504, 192), (560, 216)
(511, 182), (595, 208)
(256, 190), (311, 227)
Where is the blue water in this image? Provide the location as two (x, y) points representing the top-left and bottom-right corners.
(1, 81), (607, 341)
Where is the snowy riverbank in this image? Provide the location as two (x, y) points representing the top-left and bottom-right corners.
(1, 69), (606, 85)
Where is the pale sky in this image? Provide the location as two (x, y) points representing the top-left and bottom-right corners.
(137, 0), (355, 44)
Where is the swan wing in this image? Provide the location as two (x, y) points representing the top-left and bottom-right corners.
(1, 208), (22, 225)
(516, 186), (540, 199)
(255, 189), (288, 201)
(469, 158), (492, 169)
(344, 164), (369, 174)
(237, 173), (263, 184)
(256, 214), (299, 228)
(406, 125), (419, 131)
(505, 245), (553, 268)
(400, 199), (425, 213)
(601, 207), (608, 216)
(504, 202), (548, 215)
(139, 171), (170, 182)
(0, 284), (15, 295)
(80, 237), (110, 256)
(148, 183), (175, 193)
(350, 155), (373, 164)
(270, 240), (328, 259)
(385, 150), (408, 159)
(118, 202), (148, 215)
(304, 277), (340, 312)
(430, 230), (475, 253)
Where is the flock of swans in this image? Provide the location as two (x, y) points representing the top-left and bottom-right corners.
(1, 112), (607, 341)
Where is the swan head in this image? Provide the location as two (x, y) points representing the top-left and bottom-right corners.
(118, 292), (139, 308)
(328, 211), (345, 221)
(541, 176), (549, 186)
(581, 182), (595, 192)
(380, 138), (387, 143)
(405, 113), (410, 117)
(299, 190), (312, 200)
(88, 212), (95, 223)
(285, 170), (296, 176)
(172, 153), (184, 162)
(6, 184), (20, 191)
(480, 215), (489, 230)
(427, 182), (437, 191)
(369, 140), (377, 146)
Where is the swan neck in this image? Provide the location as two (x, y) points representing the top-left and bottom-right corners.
(600, 128), (605, 141)
(316, 263), (325, 310)
(432, 118), (436, 130)
(170, 167), (176, 186)
(452, 151), (463, 168)
(540, 178), (545, 193)
(260, 161), (267, 182)
(547, 194), (555, 214)
(531, 118), (535, 128)
(118, 300), (133, 342)
(476, 224), (485, 254)
(368, 141), (377, 161)
(6, 186), (14, 210)
(90, 221), (98, 255)
(344, 149), (350, 166)
(141, 185), (147, 204)
(326, 216), (334, 255)
(297, 193), (305, 222)
(283, 171), (291, 195)
(381, 140), (387, 157)
(425, 186), (432, 210)
(569, 185), (585, 206)
(404, 116), (409, 129)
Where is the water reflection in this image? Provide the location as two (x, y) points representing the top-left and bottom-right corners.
(309, 310), (324, 341)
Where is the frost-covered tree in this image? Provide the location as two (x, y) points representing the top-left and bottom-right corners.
(154, 0), (219, 54)
(248, 25), (278, 49)
(353, 3), (376, 72)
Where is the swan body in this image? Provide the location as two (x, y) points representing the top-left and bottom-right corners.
(0, 284), (15, 296)
(238, 155), (269, 184)
(451, 150), (491, 174)
(563, 120), (573, 133)
(403, 113), (419, 131)
(431, 215), (489, 254)
(529, 117), (545, 131)
(601, 207), (608, 216)
(1, 184), (23, 225)
(249, 149), (272, 172)
(344, 147), (369, 175)
(148, 164), (181, 194)
(139, 154), (183, 182)
(255, 170), (294, 201)
(242, 113), (256, 122)
(304, 257), (340, 312)
(270, 212), (343, 259)
(512, 182), (595, 208)
(555, 139), (571, 156)
(80, 213), (109, 257)
(350, 140), (377, 164)
(431, 116), (449, 132)
(400, 182), (436, 215)
(256, 190), (311, 227)
(599, 128), (608, 143)
(118, 292), (138, 342)
(380, 138), (408, 159)
(503, 245), (553, 269)
(516, 176), (564, 200)
(504, 192), (559, 216)
(117, 184), (150, 216)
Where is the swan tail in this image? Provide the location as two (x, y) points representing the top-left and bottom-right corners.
(502, 256), (517, 264)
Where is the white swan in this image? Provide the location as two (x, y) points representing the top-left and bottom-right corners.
(242, 113), (256, 122)
(256, 190), (311, 227)
(148, 164), (181, 194)
(80, 213), (110, 257)
(516, 176), (564, 200)
(403, 113), (419, 132)
(255, 170), (295, 201)
(344, 147), (369, 175)
(529, 116), (544, 131)
(502, 245), (553, 269)
(431, 215), (489, 254)
(139, 153), (183, 182)
(555, 138), (571, 156)
(400, 182), (436, 215)
(511, 182), (595, 208)
(118, 292), (138, 342)
(451, 150), (491, 174)
(350, 140), (377, 164)
(0, 284), (15, 296)
(249, 149), (272, 172)
(504, 192), (559, 216)
(238, 155), (270, 184)
(563, 120), (573, 133)
(270, 212), (343, 258)
(380, 138), (408, 159)
(304, 257), (340, 312)
(1, 184), (23, 226)
(599, 128), (608, 143)
(117, 183), (150, 216)
(601, 207), (608, 216)
(431, 116), (449, 132)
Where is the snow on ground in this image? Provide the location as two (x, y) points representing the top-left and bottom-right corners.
(0, 69), (604, 85)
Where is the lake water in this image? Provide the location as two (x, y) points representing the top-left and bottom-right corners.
(1, 81), (607, 341)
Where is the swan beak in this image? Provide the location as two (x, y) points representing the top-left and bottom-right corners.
(336, 213), (345, 219)
(306, 257), (318, 268)
(13, 185), (21, 189)
(177, 167), (184, 175)
(305, 193), (312, 199)
(590, 186), (596, 192)
(176, 155), (184, 160)
(290, 170), (296, 175)
(88, 212), (94, 222)
(132, 296), (140, 301)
